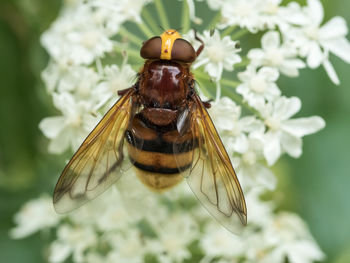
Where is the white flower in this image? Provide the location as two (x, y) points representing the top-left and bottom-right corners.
(193, 30), (241, 81)
(259, 96), (325, 165)
(210, 97), (264, 155)
(56, 66), (100, 96)
(147, 214), (197, 263)
(54, 65), (101, 104)
(206, 0), (225, 11)
(41, 62), (109, 112)
(39, 92), (99, 154)
(94, 188), (134, 231)
(233, 134), (276, 191)
(9, 196), (59, 239)
(220, 0), (264, 33)
(85, 252), (105, 263)
(263, 212), (325, 263)
(200, 222), (243, 258)
(181, 0), (203, 24)
(41, 61), (64, 93)
(10, 0), (336, 262)
(259, 0), (287, 30)
(106, 250), (143, 263)
(278, 2), (310, 27)
(96, 63), (137, 105)
(162, 180), (193, 200)
(105, 230), (145, 263)
(248, 31), (305, 77)
(61, 186), (132, 231)
(285, 0), (350, 84)
(244, 232), (276, 263)
(49, 224), (97, 263)
(244, 188), (274, 228)
(209, 96), (241, 132)
(218, 0), (297, 33)
(237, 65), (281, 106)
(116, 172), (165, 223)
(41, 4), (114, 65)
(92, 0), (151, 26)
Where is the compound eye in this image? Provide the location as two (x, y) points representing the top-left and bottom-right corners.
(140, 37), (161, 59)
(171, 39), (196, 63)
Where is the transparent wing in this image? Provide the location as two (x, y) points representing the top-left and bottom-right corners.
(53, 89), (139, 213)
(174, 94), (247, 233)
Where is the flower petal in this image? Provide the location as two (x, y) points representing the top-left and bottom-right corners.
(255, 164), (277, 191)
(307, 42), (324, 68)
(263, 131), (281, 166)
(247, 49), (265, 64)
(39, 116), (66, 138)
(266, 83), (281, 99)
(282, 116), (325, 137)
(262, 31), (280, 50)
(280, 2), (309, 26)
(307, 0), (324, 26)
(240, 116), (265, 133)
(322, 38), (350, 64)
(233, 134), (249, 153)
(288, 240), (325, 263)
(48, 129), (71, 154)
(53, 92), (76, 115)
(323, 59), (340, 85)
(49, 242), (72, 263)
(319, 16), (348, 40)
(259, 67), (279, 82)
(274, 97), (301, 120)
(281, 132), (302, 158)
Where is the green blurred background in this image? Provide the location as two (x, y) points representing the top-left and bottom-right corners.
(0, 0), (349, 262)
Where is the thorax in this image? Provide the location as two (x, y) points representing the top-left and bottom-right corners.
(139, 60), (191, 109)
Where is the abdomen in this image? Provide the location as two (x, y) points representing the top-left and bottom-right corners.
(126, 113), (194, 191)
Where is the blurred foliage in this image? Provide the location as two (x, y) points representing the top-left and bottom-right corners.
(0, 0), (349, 262)
(0, 0), (62, 262)
(277, 1), (350, 261)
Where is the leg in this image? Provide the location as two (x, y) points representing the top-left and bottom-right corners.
(194, 30), (204, 57)
(202, 99), (212, 109)
(117, 83), (138, 96)
(187, 79), (211, 108)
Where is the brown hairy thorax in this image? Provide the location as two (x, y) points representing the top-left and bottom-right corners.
(138, 60), (192, 109)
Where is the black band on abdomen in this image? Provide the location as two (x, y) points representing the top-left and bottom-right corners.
(126, 130), (196, 154)
(131, 157), (191, 174)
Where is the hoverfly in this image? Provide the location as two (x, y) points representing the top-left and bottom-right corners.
(53, 29), (247, 232)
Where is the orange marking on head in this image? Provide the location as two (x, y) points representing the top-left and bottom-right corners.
(160, 29), (182, 60)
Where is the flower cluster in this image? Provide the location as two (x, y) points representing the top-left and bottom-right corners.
(11, 0), (350, 262)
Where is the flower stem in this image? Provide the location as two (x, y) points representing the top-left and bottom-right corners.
(119, 27), (144, 46)
(142, 8), (161, 35)
(154, 0), (170, 29)
(206, 12), (221, 29)
(193, 70), (213, 83)
(114, 45), (142, 61)
(215, 81), (221, 102)
(234, 57), (250, 68)
(220, 78), (240, 88)
(194, 70), (261, 116)
(95, 58), (104, 76)
(222, 25), (237, 36)
(231, 29), (249, 40)
(194, 70), (240, 88)
(196, 78), (214, 98)
(136, 21), (154, 38)
(221, 85), (262, 118)
(181, 0), (191, 34)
